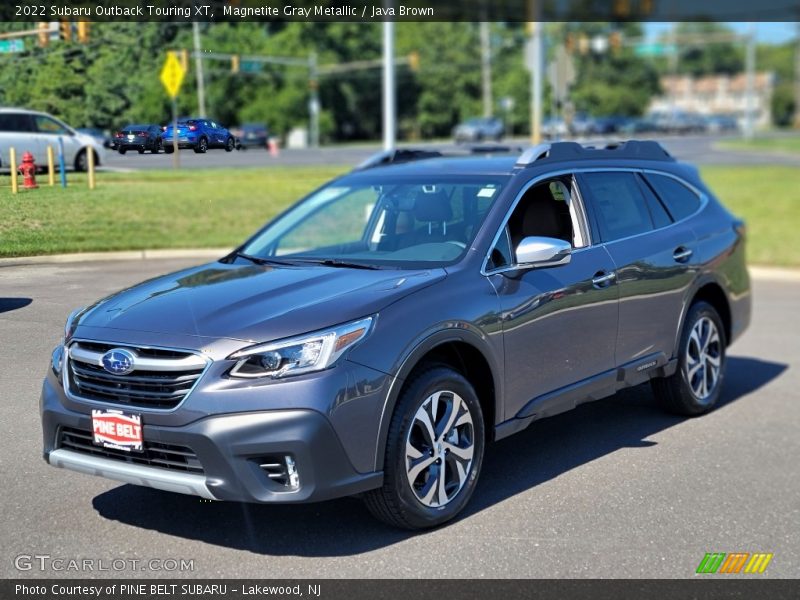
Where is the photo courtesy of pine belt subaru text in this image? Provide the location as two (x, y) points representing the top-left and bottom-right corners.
(40, 141), (751, 529)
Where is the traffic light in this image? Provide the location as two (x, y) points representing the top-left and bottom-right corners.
(408, 51), (420, 72)
(76, 21), (89, 44)
(59, 20), (71, 42)
(578, 34), (590, 55)
(37, 22), (49, 47)
(609, 31), (623, 53)
(231, 54), (240, 73)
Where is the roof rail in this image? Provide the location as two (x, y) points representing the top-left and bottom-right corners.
(355, 144), (524, 171)
(355, 148), (444, 170)
(515, 140), (673, 167)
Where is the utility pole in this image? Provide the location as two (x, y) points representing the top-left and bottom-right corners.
(192, 19), (206, 117)
(480, 21), (493, 117)
(744, 23), (756, 140)
(528, 21), (543, 144)
(794, 21), (800, 128)
(382, 19), (396, 151)
(309, 52), (320, 148)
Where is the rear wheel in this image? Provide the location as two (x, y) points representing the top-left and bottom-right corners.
(151, 139), (161, 154)
(364, 366), (485, 529)
(164, 144), (174, 154)
(137, 148), (145, 154)
(652, 301), (726, 416)
(193, 137), (208, 154)
(118, 148), (127, 155)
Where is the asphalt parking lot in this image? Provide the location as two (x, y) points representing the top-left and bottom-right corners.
(1, 258), (798, 578)
(100, 134), (800, 171)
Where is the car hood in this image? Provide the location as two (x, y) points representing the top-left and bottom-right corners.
(73, 261), (446, 343)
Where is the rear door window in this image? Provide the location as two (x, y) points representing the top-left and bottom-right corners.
(636, 174), (673, 229)
(579, 172), (655, 243)
(0, 113), (34, 132)
(643, 173), (702, 221)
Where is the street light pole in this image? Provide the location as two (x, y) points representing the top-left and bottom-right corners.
(529, 20), (543, 144)
(743, 23), (756, 140)
(480, 21), (493, 118)
(192, 19), (206, 117)
(383, 19), (396, 151)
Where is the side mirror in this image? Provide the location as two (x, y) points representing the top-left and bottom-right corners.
(515, 236), (572, 268)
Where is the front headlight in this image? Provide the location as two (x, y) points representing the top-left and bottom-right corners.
(227, 317), (373, 379)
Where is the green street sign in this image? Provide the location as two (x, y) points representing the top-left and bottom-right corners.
(635, 43), (677, 57)
(0, 39), (24, 53)
(241, 61), (262, 73)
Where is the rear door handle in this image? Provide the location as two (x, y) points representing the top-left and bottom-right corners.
(673, 246), (693, 263)
(592, 271), (616, 288)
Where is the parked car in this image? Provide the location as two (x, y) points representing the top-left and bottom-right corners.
(41, 141), (750, 529)
(704, 114), (739, 134)
(232, 122), (269, 150)
(0, 108), (105, 172)
(568, 112), (597, 136)
(542, 116), (569, 139)
(113, 124), (163, 154)
(76, 127), (115, 149)
(593, 115), (632, 135)
(453, 117), (505, 143)
(162, 118), (235, 154)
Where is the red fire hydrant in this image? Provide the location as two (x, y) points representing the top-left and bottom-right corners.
(18, 152), (38, 189)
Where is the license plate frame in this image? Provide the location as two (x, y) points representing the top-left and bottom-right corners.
(91, 409), (143, 453)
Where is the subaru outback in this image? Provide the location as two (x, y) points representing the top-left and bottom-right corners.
(41, 141), (750, 529)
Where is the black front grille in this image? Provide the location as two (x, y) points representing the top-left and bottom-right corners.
(66, 341), (206, 410)
(58, 427), (203, 474)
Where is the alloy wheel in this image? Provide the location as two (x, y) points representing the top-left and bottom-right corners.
(405, 390), (475, 508)
(685, 316), (722, 402)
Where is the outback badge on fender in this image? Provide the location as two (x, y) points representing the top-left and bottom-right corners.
(101, 348), (136, 375)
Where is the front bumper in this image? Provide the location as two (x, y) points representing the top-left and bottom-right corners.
(41, 378), (384, 503)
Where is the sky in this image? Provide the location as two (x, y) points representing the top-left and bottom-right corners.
(645, 22), (797, 44)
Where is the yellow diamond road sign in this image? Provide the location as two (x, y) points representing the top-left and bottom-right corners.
(160, 51), (185, 99)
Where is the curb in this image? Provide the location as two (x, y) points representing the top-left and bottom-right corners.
(0, 248), (233, 267)
(2, 250), (800, 282)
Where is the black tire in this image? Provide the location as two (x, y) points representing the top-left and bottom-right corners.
(652, 301), (727, 416)
(118, 148), (127, 155)
(364, 366), (485, 530)
(137, 148), (145, 154)
(193, 137), (208, 154)
(151, 139), (161, 154)
(164, 144), (174, 154)
(74, 149), (98, 172)
(225, 137), (235, 152)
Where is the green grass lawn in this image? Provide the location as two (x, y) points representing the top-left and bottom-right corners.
(1, 165), (799, 266)
(719, 135), (800, 155)
(0, 167), (345, 257)
(701, 166), (800, 267)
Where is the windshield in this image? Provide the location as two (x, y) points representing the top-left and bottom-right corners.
(239, 174), (509, 268)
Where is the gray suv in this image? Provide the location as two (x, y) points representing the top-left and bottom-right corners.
(41, 141), (751, 529)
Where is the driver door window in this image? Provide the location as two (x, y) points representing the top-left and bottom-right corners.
(486, 175), (586, 271)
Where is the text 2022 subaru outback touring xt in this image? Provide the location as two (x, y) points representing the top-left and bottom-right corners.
(41, 141), (750, 529)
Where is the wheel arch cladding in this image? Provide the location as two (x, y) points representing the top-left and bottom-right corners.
(373, 334), (500, 471)
(692, 282), (731, 346)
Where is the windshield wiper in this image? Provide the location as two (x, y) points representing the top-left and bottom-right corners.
(293, 258), (382, 270)
(233, 252), (298, 267)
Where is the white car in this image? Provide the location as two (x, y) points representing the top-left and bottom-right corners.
(0, 108), (106, 172)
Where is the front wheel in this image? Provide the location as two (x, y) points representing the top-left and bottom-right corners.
(364, 366), (485, 529)
(225, 137), (235, 152)
(118, 148), (127, 155)
(652, 301), (726, 416)
(164, 144), (174, 154)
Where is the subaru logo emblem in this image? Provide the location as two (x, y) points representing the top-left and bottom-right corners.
(101, 348), (136, 375)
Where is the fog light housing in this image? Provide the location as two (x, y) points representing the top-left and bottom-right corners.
(258, 454), (300, 490)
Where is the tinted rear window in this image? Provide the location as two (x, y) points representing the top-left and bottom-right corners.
(643, 174), (702, 221)
(0, 113), (33, 132)
(636, 174), (673, 229)
(581, 172), (654, 242)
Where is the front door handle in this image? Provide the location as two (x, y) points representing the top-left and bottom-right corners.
(592, 271), (616, 288)
(673, 246), (693, 263)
